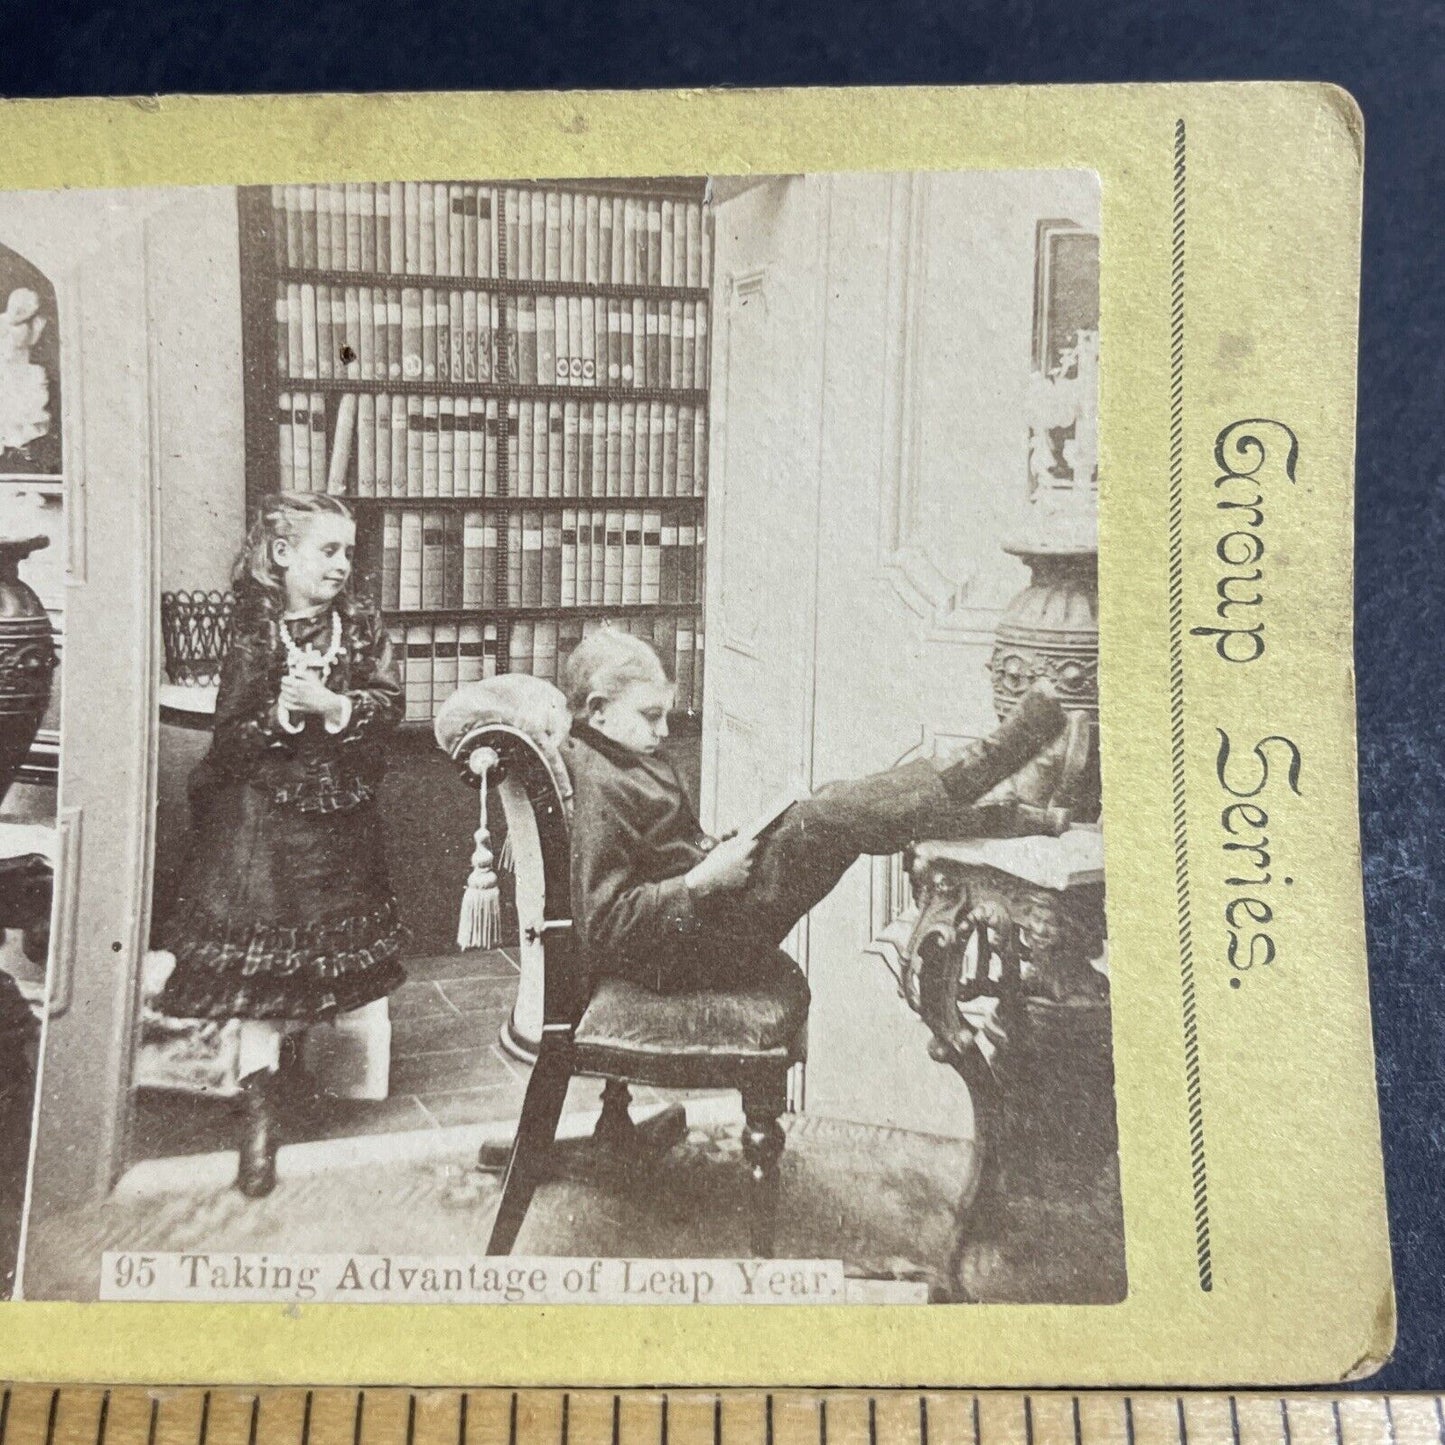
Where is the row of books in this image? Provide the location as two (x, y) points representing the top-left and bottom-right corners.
(390, 616), (706, 722)
(379, 508), (706, 611)
(271, 183), (709, 289)
(275, 282), (709, 390)
(279, 392), (708, 499)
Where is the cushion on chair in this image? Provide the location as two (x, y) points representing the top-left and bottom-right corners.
(434, 674), (574, 805)
(574, 952), (810, 1063)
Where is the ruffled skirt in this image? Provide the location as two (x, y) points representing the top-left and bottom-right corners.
(157, 775), (406, 1022)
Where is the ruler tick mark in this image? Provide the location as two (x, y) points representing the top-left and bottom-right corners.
(713, 1397), (721, 1445)
(1383, 1397), (1396, 1445)
(869, 1398), (878, 1445)
(562, 1394), (570, 1445)
(818, 1396), (827, 1445)
(509, 1394), (518, 1445)
(1124, 1397), (1135, 1445)
(920, 1396), (929, 1445)
(147, 1398), (159, 1445)
(408, 1396), (418, 1445)
(1025, 1396), (1034, 1445)
(199, 1392), (212, 1445)
(302, 1394), (314, 1445)
(97, 1391), (111, 1445)
(1072, 1397), (1081, 1445)
(1281, 1398), (1293, 1445)
(1332, 1401), (1343, 1445)
(655, 1395), (663, 1445)
(355, 1392), (366, 1445)
(247, 1396), (259, 1445)
(458, 1393), (467, 1445)
(1176, 1398), (1188, 1445)
(44, 1389), (58, 1445)
(766, 1396), (773, 1445)
(1433, 1397), (1444, 1445)
(972, 1396), (981, 1445)
(1228, 1397), (1240, 1445)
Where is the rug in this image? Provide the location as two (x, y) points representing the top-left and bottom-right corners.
(22, 1112), (1124, 1305)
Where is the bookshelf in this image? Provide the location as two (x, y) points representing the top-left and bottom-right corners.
(236, 179), (711, 727)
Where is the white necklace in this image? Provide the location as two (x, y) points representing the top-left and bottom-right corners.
(278, 609), (343, 682)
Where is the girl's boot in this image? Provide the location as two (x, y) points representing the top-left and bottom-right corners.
(236, 1068), (280, 1198)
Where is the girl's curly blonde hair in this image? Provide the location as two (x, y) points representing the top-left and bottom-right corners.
(232, 492), (357, 620)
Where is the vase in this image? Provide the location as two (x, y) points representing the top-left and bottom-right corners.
(989, 542), (1099, 823)
(0, 536), (57, 808)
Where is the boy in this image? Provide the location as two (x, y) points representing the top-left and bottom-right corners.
(561, 629), (1067, 995)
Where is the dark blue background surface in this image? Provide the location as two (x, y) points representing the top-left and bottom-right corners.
(0, 0), (1439, 1389)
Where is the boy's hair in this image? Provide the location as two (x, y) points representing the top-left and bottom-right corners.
(563, 628), (668, 717)
(232, 492), (356, 617)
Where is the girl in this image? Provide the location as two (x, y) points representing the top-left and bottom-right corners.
(156, 493), (406, 1197)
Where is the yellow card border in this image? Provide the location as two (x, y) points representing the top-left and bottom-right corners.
(0, 83), (1389, 1388)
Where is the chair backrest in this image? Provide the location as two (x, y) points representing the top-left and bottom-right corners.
(448, 722), (587, 1028)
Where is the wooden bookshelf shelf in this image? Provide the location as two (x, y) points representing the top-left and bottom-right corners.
(275, 267), (709, 303)
(283, 377), (709, 405)
(240, 179), (712, 724)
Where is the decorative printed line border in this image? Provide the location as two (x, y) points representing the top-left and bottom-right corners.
(1168, 116), (1214, 1292)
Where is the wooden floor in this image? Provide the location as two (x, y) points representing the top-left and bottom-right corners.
(127, 947), (541, 1161)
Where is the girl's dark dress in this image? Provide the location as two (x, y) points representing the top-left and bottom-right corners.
(156, 598), (407, 1022)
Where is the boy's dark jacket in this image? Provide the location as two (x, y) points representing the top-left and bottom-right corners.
(561, 722), (713, 980)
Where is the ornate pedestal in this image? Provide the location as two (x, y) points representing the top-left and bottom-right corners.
(870, 828), (1125, 1303)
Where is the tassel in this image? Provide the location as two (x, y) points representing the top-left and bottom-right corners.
(458, 746), (502, 951)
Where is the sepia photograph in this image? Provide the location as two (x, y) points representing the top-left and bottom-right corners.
(1, 168), (1122, 1306)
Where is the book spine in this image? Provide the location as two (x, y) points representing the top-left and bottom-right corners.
(448, 183), (464, 277)
(373, 184), (388, 273)
(309, 393), (327, 487)
(542, 511), (563, 606)
(559, 194), (574, 283)
(670, 301), (684, 389)
(647, 199), (663, 285)
(372, 291), (389, 380)
(298, 184), (318, 268)
(386, 291), (402, 379)
(632, 402), (649, 499)
(452, 396), (469, 499)
(648, 402), (664, 498)
(659, 515), (678, 603)
(484, 514), (499, 605)
(677, 403), (694, 497)
(561, 507), (578, 607)
(624, 508), (644, 604)
(695, 298), (709, 389)
(381, 509), (401, 609)
(537, 296), (557, 387)
(421, 509), (444, 608)
(693, 626), (705, 711)
(619, 402), (635, 499)
(520, 512), (543, 605)
(590, 404), (607, 499)
(694, 405), (707, 493)
(404, 397), (423, 496)
(534, 620), (558, 686)
(631, 299), (646, 390)
(563, 401), (580, 498)
(432, 620), (458, 714)
(604, 509), (623, 605)
(400, 510), (422, 610)
(401, 289), (422, 379)
(599, 198), (614, 284)
(482, 401), (499, 497)
(376, 395), (393, 497)
(357, 394), (376, 497)
(642, 509), (662, 604)
(546, 401), (564, 499)
(681, 301), (695, 389)
(443, 509), (464, 608)
(328, 184), (347, 271)
(422, 287), (438, 380)
(505, 514), (523, 604)
(282, 185), (300, 269)
(345, 183), (363, 270)
(483, 622), (498, 679)
(510, 620), (535, 679)
(421, 395), (439, 496)
(458, 618), (483, 686)
(574, 506), (590, 607)
(462, 185), (478, 278)
(660, 199), (674, 287)
(292, 393), (310, 490)
(437, 396), (455, 497)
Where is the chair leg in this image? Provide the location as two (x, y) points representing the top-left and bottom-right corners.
(740, 1079), (787, 1258)
(486, 1039), (572, 1255)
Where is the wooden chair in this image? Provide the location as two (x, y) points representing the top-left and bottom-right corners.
(446, 719), (810, 1259)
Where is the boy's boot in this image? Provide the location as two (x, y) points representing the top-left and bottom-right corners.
(235, 1068), (280, 1199)
(939, 682), (1068, 807)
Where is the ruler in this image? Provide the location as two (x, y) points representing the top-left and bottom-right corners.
(0, 1390), (1440, 1445)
